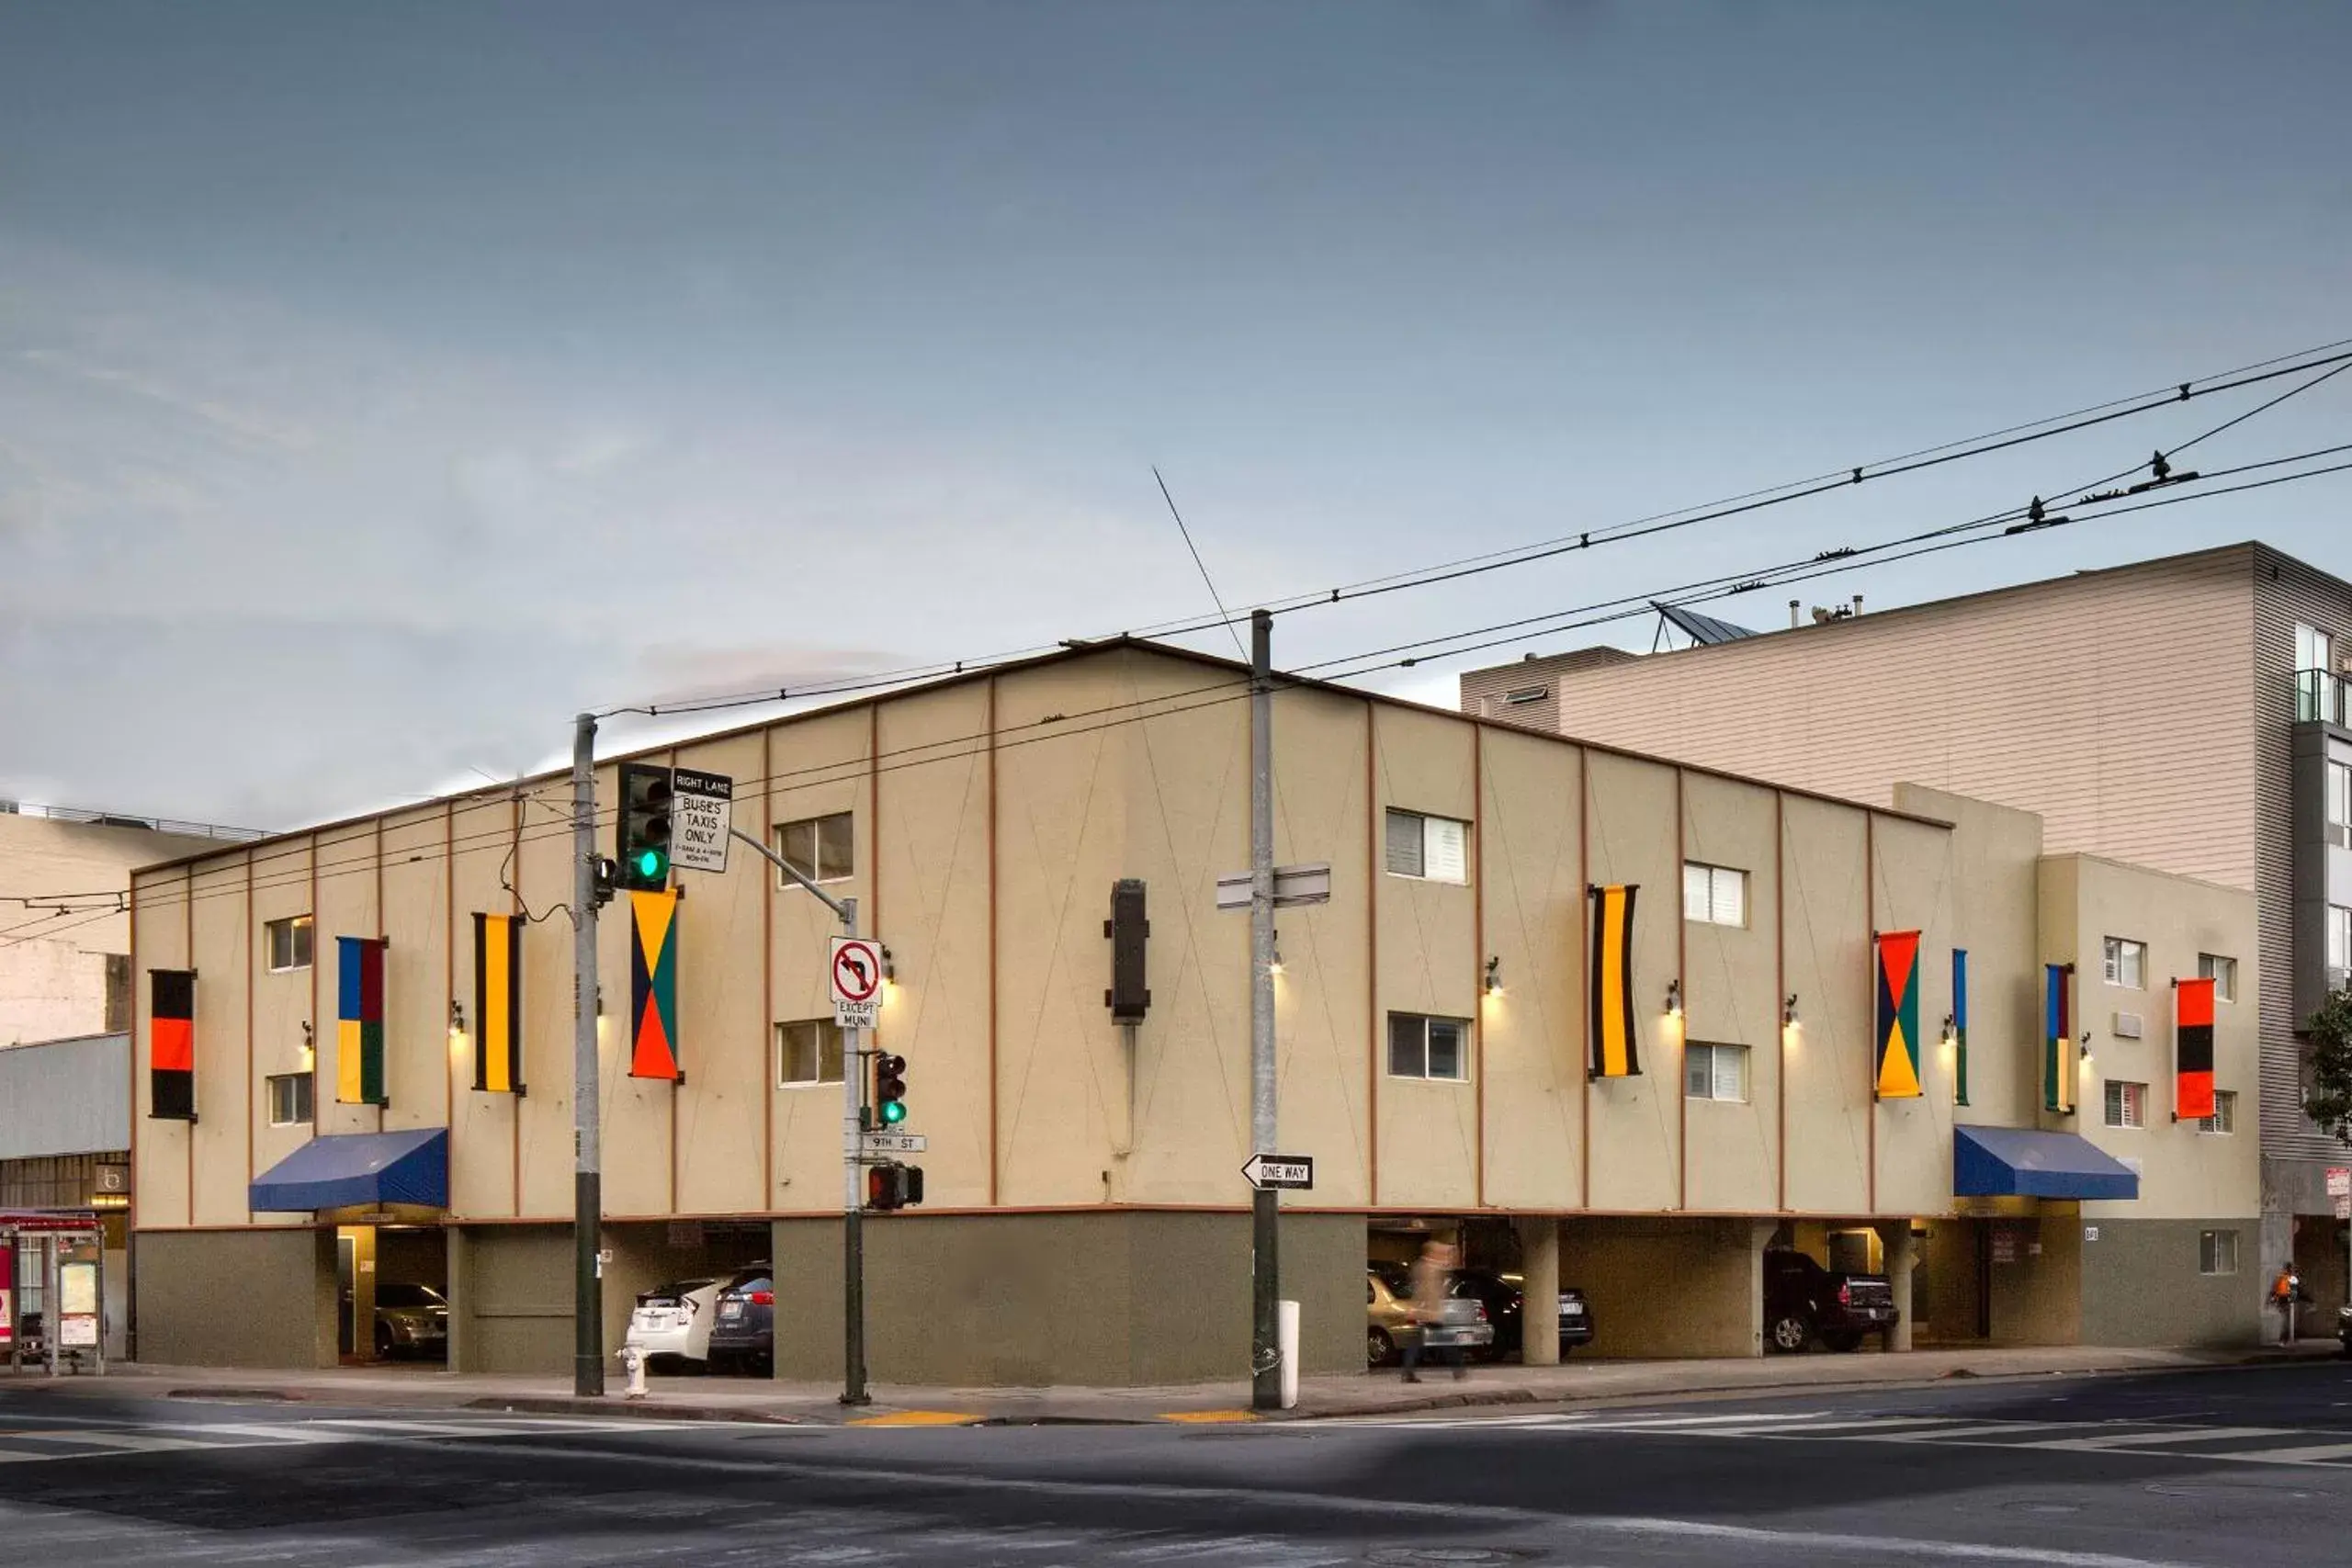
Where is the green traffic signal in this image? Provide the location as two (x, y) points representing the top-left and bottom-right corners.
(636, 847), (667, 880)
(879, 1098), (907, 1125)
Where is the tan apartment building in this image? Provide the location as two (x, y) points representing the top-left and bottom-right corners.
(126, 639), (2259, 1382)
(1464, 539), (2352, 1319)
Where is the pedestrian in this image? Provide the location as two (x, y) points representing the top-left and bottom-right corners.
(1399, 1238), (1466, 1384)
(2270, 1262), (2300, 1346)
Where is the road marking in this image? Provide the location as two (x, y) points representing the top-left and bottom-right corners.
(2215, 1440), (2352, 1464)
(2028, 1426), (2304, 1450)
(845, 1410), (986, 1427)
(1159, 1410), (1261, 1424)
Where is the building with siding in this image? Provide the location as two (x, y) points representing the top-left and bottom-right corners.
(1462, 539), (2352, 1322)
(125, 640), (2259, 1381)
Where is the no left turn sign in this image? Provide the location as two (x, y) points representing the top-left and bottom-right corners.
(831, 937), (883, 1027)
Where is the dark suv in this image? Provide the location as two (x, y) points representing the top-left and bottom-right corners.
(1763, 1248), (1896, 1353)
(705, 1264), (775, 1376)
(1449, 1267), (1596, 1360)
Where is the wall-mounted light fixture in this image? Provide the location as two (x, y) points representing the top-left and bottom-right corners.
(1269, 932), (1285, 977)
(1665, 977), (1683, 1020)
(1485, 955), (1503, 996)
(299, 1019), (316, 1071)
(1939, 1012), (1957, 1050)
(448, 999), (469, 1056)
(2078, 1030), (2094, 1068)
(881, 945), (897, 987)
(1782, 993), (1801, 1029)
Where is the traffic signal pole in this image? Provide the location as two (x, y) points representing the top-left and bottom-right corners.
(571, 712), (604, 1398)
(1249, 609), (1281, 1413)
(728, 827), (869, 1404)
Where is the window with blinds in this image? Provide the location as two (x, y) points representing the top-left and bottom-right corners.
(1385, 809), (1469, 884)
(1681, 863), (1748, 927)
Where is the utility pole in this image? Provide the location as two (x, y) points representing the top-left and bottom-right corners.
(728, 826), (868, 1404)
(1249, 608), (1280, 1413)
(571, 713), (604, 1398)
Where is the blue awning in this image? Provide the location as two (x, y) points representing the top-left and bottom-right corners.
(248, 1128), (448, 1213)
(1955, 1125), (2138, 1201)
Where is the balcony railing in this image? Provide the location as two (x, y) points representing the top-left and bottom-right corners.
(2295, 667), (2349, 728)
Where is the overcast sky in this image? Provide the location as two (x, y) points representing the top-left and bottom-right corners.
(4, 1), (2348, 830)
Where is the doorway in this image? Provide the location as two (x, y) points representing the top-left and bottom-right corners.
(334, 1224), (375, 1362)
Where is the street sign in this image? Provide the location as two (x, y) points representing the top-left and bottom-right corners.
(830, 936), (884, 1029)
(1240, 1153), (1315, 1191)
(1215, 863), (1333, 911)
(860, 1132), (928, 1156)
(2336, 1194), (2351, 1221)
(2326, 1167), (2349, 1199)
(671, 768), (734, 874)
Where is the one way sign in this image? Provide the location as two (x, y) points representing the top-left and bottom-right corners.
(1240, 1153), (1314, 1191)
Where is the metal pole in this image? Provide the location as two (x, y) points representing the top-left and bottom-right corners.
(1249, 608), (1281, 1412)
(571, 712), (604, 1398)
(840, 897), (868, 1406)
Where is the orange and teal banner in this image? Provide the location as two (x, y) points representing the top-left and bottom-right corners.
(628, 889), (680, 1081)
(336, 936), (388, 1105)
(2044, 963), (2076, 1113)
(473, 912), (523, 1095)
(149, 967), (197, 1121)
(1874, 930), (1923, 1099)
(2174, 976), (2216, 1121)
(1587, 884), (1640, 1079)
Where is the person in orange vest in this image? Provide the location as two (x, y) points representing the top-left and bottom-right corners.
(2270, 1262), (2301, 1345)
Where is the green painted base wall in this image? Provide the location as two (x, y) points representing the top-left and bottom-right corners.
(133, 1227), (334, 1369)
(773, 1209), (1364, 1386)
(2079, 1216), (2263, 1348)
(450, 1224), (573, 1374)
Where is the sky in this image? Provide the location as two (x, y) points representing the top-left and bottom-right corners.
(3, 1), (2348, 830)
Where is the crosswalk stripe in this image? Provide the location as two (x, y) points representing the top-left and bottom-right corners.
(1862, 1421), (2090, 1442)
(2211, 1441), (2352, 1464)
(2027, 1427), (2303, 1451)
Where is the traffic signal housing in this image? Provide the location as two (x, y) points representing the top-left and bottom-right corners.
(865, 1161), (924, 1212)
(616, 762), (674, 891)
(872, 1052), (908, 1126)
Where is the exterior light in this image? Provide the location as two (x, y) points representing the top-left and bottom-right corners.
(1782, 993), (1800, 1028)
(448, 999), (468, 1051)
(1485, 955), (1503, 996)
(1269, 932), (1285, 977)
(1665, 978), (1683, 1020)
(881, 945), (898, 988)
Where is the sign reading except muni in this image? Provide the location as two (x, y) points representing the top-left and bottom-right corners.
(1240, 1153), (1315, 1191)
(830, 936), (884, 1029)
(670, 769), (734, 874)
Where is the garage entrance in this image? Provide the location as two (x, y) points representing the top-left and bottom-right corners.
(605, 1220), (769, 1378)
(334, 1223), (449, 1363)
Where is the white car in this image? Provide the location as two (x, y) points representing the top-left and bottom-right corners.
(625, 1278), (721, 1369)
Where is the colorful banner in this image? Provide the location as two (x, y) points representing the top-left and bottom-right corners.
(150, 967), (197, 1121)
(2174, 976), (2217, 1121)
(473, 912), (523, 1095)
(1874, 930), (1924, 1100)
(336, 936), (388, 1105)
(2043, 962), (2076, 1113)
(1951, 948), (1970, 1107)
(0, 1243), (11, 1348)
(1587, 883), (1641, 1079)
(629, 888), (681, 1081)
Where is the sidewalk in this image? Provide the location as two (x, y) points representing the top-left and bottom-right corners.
(4, 1340), (2339, 1426)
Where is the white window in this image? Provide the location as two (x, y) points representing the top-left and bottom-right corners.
(775, 1019), (846, 1087)
(2329, 761), (2352, 850)
(2102, 936), (2146, 989)
(2197, 953), (2238, 1003)
(776, 813), (854, 886)
(266, 1072), (314, 1127)
(1683, 1042), (1750, 1102)
(2103, 1078), (2146, 1130)
(2330, 906), (2352, 976)
(1681, 863), (1749, 927)
(1385, 810), (1469, 884)
(2199, 1229), (2239, 1276)
(2295, 622), (2333, 672)
(2198, 1089), (2237, 1135)
(264, 915), (313, 973)
(1387, 1013), (1469, 1081)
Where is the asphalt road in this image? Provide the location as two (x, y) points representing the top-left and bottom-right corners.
(4, 1361), (2350, 1566)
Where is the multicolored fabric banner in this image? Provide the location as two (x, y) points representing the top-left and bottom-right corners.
(1951, 948), (1970, 1107)
(1587, 883), (1640, 1079)
(1874, 929), (1924, 1100)
(149, 967), (197, 1121)
(2174, 976), (2217, 1122)
(629, 888), (681, 1081)
(336, 936), (388, 1106)
(2043, 962), (2076, 1113)
(473, 912), (523, 1095)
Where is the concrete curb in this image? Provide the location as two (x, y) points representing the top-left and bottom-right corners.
(462, 1396), (802, 1424)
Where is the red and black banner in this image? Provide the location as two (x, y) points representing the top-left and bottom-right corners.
(150, 968), (197, 1122)
(2174, 976), (2216, 1122)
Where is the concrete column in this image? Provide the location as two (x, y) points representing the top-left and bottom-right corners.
(1878, 1221), (1917, 1352)
(446, 1226), (472, 1373)
(1746, 1221), (1777, 1358)
(1517, 1217), (1560, 1366)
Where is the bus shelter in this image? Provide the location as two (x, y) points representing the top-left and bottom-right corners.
(1, 1209), (105, 1376)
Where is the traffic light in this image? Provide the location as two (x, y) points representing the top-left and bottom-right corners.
(1104, 878), (1150, 1021)
(872, 1052), (908, 1126)
(616, 762), (674, 891)
(864, 1161), (925, 1213)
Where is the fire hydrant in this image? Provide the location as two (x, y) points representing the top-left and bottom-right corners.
(618, 1343), (648, 1400)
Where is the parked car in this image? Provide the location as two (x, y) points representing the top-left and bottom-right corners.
(626, 1277), (721, 1371)
(705, 1264), (775, 1375)
(373, 1283), (449, 1360)
(1448, 1267), (1596, 1360)
(1365, 1265), (1495, 1366)
(1763, 1248), (1896, 1353)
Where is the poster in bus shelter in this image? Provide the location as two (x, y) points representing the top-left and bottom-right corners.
(0, 1244), (12, 1347)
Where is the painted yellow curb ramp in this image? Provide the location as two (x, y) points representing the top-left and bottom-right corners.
(1158, 1410), (1261, 1424)
(846, 1410), (988, 1427)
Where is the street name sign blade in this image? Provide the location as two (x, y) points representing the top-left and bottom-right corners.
(1214, 863), (1333, 911)
(1240, 1154), (1314, 1191)
(670, 769), (734, 874)
(830, 936), (884, 1029)
(860, 1132), (928, 1156)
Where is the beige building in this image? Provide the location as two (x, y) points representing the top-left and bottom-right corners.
(1463, 540), (2352, 1319)
(128, 640), (2259, 1382)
